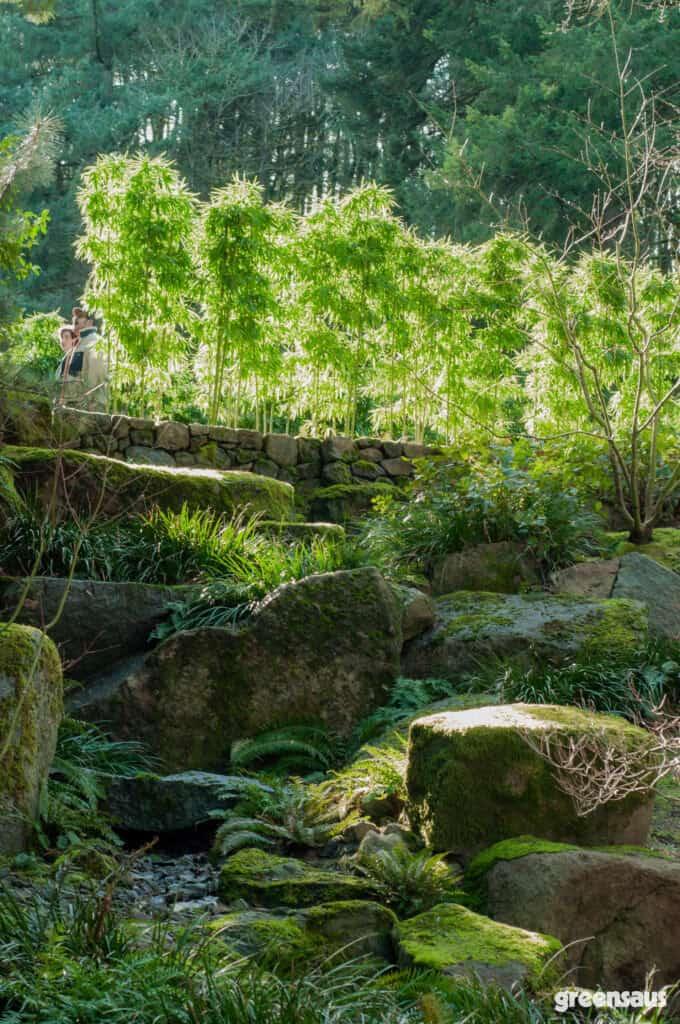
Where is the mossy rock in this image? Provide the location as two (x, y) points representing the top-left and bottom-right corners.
(218, 849), (374, 908)
(2, 445), (294, 521)
(309, 481), (394, 524)
(406, 703), (656, 860)
(105, 770), (265, 832)
(209, 910), (317, 968)
(0, 459), (23, 528)
(211, 900), (396, 967)
(255, 520), (346, 541)
(430, 542), (541, 596)
(1, 577), (202, 681)
(465, 836), (680, 989)
(0, 389), (53, 447)
(402, 591), (648, 682)
(0, 623), (63, 854)
(394, 902), (562, 991)
(70, 568), (402, 771)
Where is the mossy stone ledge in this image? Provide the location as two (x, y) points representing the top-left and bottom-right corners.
(2, 445), (295, 521)
(402, 591), (648, 681)
(0, 623), (63, 854)
(394, 902), (563, 991)
(406, 703), (656, 860)
(218, 848), (374, 908)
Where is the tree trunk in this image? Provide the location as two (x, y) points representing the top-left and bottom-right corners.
(627, 523), (654, 544)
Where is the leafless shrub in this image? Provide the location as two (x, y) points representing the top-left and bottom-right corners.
(519, 705), (680, 816)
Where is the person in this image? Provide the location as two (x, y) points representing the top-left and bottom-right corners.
(56, 308), (108, 411)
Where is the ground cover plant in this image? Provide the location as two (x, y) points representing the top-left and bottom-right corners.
(360, 448), (606, 582)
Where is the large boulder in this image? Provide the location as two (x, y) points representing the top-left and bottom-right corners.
(406, 704), (656, 860)
(70, 568), (402, 771)
(553, 552), (680, 640)
(218, 849), (373, 907)
(2, 445), (294, 521)
(106, 771), (269, 832)
(0, 624), (63, 853)
(467, 837), (680, 989)
(0, 577), (201, 680)
(431, 542), (541, 596)
(612, 553), (680, 641)
(394, 903), (562, 990)
(402, 591), (648, 681)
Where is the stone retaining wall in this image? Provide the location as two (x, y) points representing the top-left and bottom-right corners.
(53, 407), (441, 510)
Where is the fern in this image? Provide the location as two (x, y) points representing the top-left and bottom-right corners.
(37, 718), (150, 851)
(319, 734), (408, 815)
(211, 780), (360, 859)
(230, 724), (341, 776)
(357, 847), (463, 918)
(352, 677), (458, 744)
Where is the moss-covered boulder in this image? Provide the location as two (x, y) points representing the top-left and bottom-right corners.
(401, 591), (648, 681)
(309, 482), (394, 524)
(431, 542), (541, 596)
(0, 389), (52, 446)
(210, 910), (317, 967)
(218, 849), (374, 908)
(211, 900), (396, 967)
(301, 900), (396, 961)
(0, 578), (201, 680)
(0, 458), (22, 528)
(106, 771), (267, 832)
(466, 837), (680, 988)
(2, 445), (294, 521)
(406, 704), (656, 859)
(0, 624), (63, 853)
(394, 903), (562, 990)
(70, 568), (402, 771)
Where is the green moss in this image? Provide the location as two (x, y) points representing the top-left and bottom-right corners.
(0, 460), (23, 525)
(218, 848), (373, 908)
(209, 911), (317, 967)
(435, 592), (514, 637)
(311, 482), (394, 502)
(3, 444), (294, 521)
(608, 528), (680, 574)
(396, 903), (561, 988)
(406, 704), (655, 857)
(579, 598), (648, 667)
(0, 623), (63, 853)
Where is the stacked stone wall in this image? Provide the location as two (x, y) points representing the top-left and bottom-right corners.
(53, 407), (442, 510)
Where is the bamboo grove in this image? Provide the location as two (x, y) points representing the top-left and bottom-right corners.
(75, 154), (680, 528)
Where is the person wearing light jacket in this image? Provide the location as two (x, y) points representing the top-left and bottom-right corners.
(56, 308), (108, 412)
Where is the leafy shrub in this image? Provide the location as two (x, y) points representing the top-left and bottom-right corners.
(357, 846), (462, 919)
(361, 446), (604, 580)
(500, 642), (680, 721)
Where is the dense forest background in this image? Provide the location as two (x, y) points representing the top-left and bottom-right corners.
(1, 0), (678, 315)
